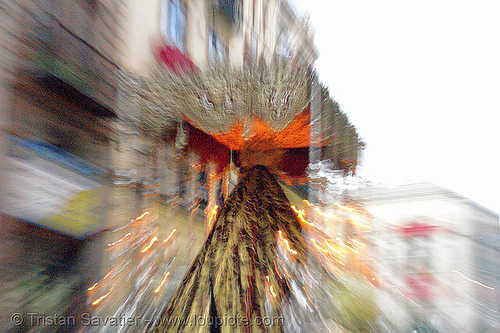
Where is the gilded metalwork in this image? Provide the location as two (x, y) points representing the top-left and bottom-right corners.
(119, 62), (310, 139)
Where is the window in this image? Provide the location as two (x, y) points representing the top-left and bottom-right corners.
(162, 0), (186, 52)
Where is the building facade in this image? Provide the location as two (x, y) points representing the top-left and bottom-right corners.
(116, 0), (317, 72)
(358, 182), (499, 333)
(0, 0), (125, 330)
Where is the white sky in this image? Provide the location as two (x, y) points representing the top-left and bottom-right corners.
(292, 0), (499, 213)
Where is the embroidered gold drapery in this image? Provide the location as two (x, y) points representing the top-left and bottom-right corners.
(119, 62), (310, 141)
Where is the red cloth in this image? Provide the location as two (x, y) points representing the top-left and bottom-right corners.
(404, 275), (435, 303)
(397, 222), (440, 237)
(156, 45), (198, 74)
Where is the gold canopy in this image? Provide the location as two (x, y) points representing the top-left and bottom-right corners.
(119, 62), (310, 144)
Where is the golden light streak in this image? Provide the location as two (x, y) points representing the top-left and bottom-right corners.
(290, 205), (305, 215)
(270, 285), (277, 297)
(303, 286), (317, 307)
(206, 205), (219, 223)
(154, 272), (170, 293)
(313, 207), (339, 219)
(332, 257), (345, 266)
(190, 203), (201, 216)
(311, 238), (329, 253)
(297, 214), (314, 226)
(141, 237), (158, 253)
(284, 240), (298, 255)
(351, 239), (367, 247)
(452, 270), (495, 290)
(347, 218), (370, 229)
(92, 288), (113, 305)
(107, 233), (131, 247)
(136, 211), (150, 220)
(208, 205), (218, 216)
(205, 205), (219, 234)
(88, 271), (113, 291)
(345, 244), (359, 253)
(336, 238), (359, 252)
(265, 275), (277, 297)
(302, 199), (313, 206)
(334, 202), (355, 211)
(313, 207), (325, 216)
(325, 239), (342, 254)
(278, 230), (298, 255)
(163, 229), (177, 243)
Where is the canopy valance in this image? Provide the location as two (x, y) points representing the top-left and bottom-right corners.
(119, 62), (311, 148)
